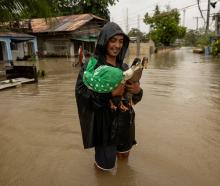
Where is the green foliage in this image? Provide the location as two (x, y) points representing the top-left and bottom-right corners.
(184, 30), (200, 46)
(128, 28), (149, 42)
(184, 29), (215, 47)
(0, 0), (118, 24)
(128, 28), (142, 36)
(211, 39), (220, 56)
(197, 32), (214, 47)
(143, 6), (186, 46)
(0, 0), (58, 22)
(56, 0), (118, 20)
(37, 69), (46, 77)
(30, 54), (37, 61)
(128, 28), (143, 38)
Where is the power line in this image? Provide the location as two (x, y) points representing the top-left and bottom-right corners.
(111, 0), (213, 32)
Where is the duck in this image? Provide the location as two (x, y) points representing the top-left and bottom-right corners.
(111, 57), (148, 111)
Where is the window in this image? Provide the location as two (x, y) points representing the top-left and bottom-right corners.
(10, 42), (18, 50)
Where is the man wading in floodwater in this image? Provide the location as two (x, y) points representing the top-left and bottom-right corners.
(75, 22), (143, 171)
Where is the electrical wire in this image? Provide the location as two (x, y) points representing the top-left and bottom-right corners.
(111, 0), (215, 32)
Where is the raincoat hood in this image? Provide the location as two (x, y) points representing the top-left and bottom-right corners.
(94, 22), (130, 66)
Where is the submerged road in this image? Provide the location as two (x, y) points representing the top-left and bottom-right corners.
(0, 47), (220, 186)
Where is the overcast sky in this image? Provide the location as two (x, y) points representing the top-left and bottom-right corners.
(109, 0), (220, 33)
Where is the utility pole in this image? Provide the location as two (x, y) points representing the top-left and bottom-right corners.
(137, 15), (140, 58)
(206, 0), (211, 33)
(126, 8), (129, 34)
(125, 8), (130, 59)
(182, 9), (186, 26)
(194, 17), (199, 30)
(137, 14), (140, 30)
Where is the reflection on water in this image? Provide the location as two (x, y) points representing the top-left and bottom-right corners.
(0, 48), (220, 186)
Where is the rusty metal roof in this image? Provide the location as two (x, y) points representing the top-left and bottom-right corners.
(31, 14), (105, 33)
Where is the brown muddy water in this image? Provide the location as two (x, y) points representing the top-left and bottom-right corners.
(0, 47), (220, 186)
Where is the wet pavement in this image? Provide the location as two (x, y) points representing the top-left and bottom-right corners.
(0, 47), (220, 186)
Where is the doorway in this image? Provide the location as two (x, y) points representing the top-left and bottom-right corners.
(0, 42), (3, 60)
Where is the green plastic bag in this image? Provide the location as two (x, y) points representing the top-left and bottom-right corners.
(83, 57), (124, 93)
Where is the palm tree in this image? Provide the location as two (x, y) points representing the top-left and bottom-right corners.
(0, 0), (57, 23)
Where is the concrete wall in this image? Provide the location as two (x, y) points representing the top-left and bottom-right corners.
(12, 43), (24, 60)
(128, 40), (155, 58)
(0, 42), (7, 61)
(45, 39), (70, 56)
(215, 16), (220, 36)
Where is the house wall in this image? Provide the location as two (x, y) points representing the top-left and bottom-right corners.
(33, 19), (104, 57)
(0, 38), (13, 61)
(128, 40), (155, 58)
(0, 35), (37, 62)
(45, 39), (70, 56)
(215, 16), (220, 36)
(11, 40), (37, 61)
(36, 35), (96, 57)
(70, 42), (75, 56)
(0, 42), (7, 61)
(36, 36), (74, 57)
(71, 40), (95, 58)
(12, 43), (25, 60)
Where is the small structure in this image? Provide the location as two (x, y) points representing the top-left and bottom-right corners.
(213, 13), (220, 37)
(193, 48), (204, 54)
(28, 14), (106, 57)
(0, 65), (38, 90)
(5, 65), (38, 82)
(128, 39), (155, 57)
(0, 32), (38, 63)
(0, 77), (36, 91)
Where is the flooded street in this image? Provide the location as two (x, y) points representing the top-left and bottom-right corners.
(0, 47), (220, 186)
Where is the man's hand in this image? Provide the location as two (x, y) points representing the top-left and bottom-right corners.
(125, 81), (141, 94)
(112, 84), (125, 97)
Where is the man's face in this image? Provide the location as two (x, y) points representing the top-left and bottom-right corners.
(106, 34), (124, 57)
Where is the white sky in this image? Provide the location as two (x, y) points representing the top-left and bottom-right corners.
(109, 0), (220, 33)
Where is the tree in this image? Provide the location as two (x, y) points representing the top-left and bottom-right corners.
(196, 30), (214, 47)
(128, 28), (143, 38)
(211, 38), (220, 55)
(56, 0), (119, 20)
(183, 28), (215, 47)
(128, 28), (149, 42)
(0, 0), (118, 24)
(143, 5), (186, 46)
(184, 30), (200, 46)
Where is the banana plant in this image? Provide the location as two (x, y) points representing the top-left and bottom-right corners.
(0, 0), (58, 23)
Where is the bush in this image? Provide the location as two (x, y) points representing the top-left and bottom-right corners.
(211, 39), (220, 56)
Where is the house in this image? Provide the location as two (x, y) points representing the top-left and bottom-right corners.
(214, 13), (220, 37)
(28, 14), (106, 57)
(0, 32), (38, 62)
(128, 39), (155, 58)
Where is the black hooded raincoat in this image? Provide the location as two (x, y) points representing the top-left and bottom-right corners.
(75, 22), (143, 149)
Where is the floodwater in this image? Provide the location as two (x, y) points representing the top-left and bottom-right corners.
(0, 47), (220, 186)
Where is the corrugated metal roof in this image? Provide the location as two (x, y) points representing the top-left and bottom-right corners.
(31, 14), (105, 33)
(0, 32), (35, 38)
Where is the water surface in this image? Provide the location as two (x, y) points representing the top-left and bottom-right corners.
(0, 48), (220, 186)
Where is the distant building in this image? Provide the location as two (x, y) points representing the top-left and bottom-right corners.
(129, 37), (137, 43)
(0, 32), (37, 63)
(28, 14), (106, 57)
(213, 13), (220, 37)
(128, 39), (155, 57)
